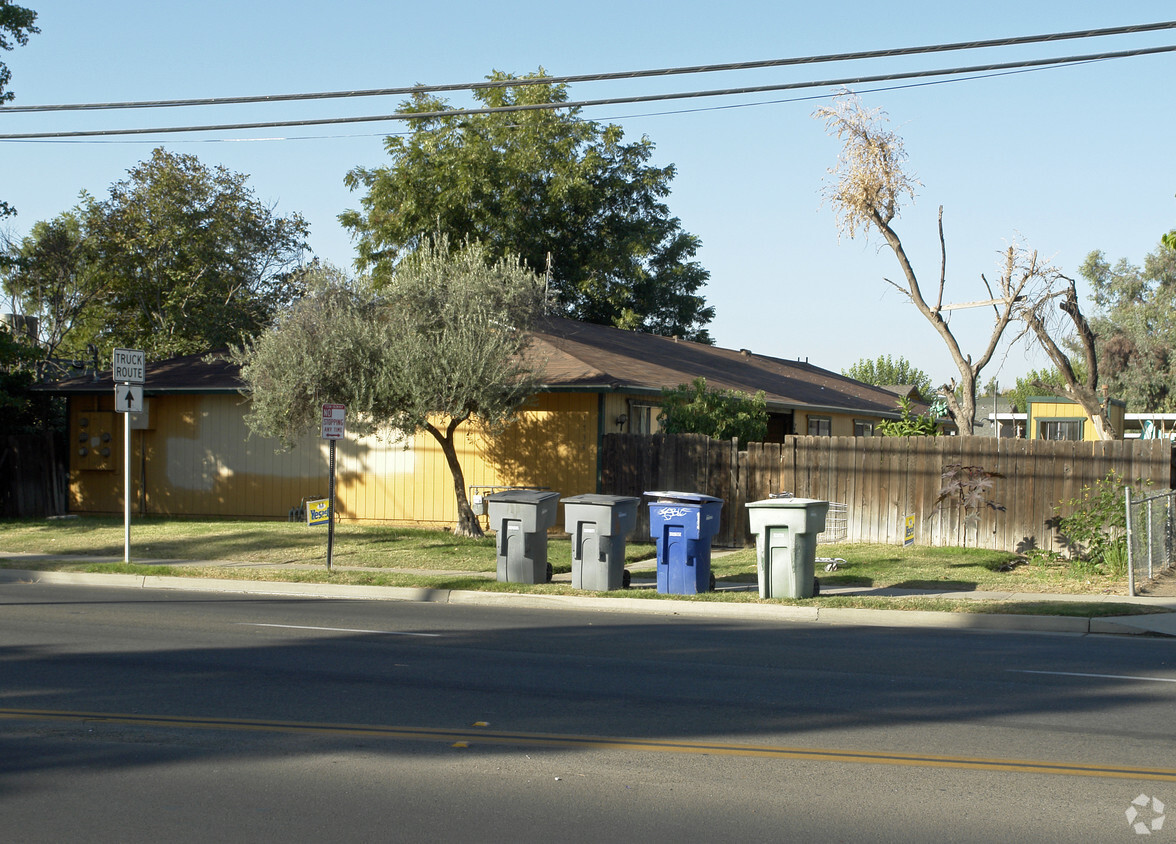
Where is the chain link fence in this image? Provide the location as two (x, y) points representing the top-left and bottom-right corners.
(1126, 487), (1176, 596)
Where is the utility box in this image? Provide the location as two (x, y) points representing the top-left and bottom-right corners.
(562, 494), (641, 591)
(746, 497), (830, 599)
(486, 490), (560, 584)
(646, 491), (724, 594)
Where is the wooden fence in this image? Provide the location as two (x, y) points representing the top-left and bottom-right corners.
(600, 433), (1174, 551)
(0, 434), (67, 518)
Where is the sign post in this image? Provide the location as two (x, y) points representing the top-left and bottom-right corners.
(113, 349), (146, 563)
(321, 404), (345, 571)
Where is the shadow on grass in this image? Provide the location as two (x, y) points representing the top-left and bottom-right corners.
(890, 580), (980, 592)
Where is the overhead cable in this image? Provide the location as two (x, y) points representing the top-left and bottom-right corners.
(0, 45), (1172, 141)
(0, 20), (1173, 114)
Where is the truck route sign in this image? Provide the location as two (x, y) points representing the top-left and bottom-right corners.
(112, 348), (145, 384)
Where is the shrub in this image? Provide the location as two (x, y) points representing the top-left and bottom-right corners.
(1053, 471), (1132, 577)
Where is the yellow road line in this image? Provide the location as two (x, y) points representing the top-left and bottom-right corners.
(4, 707), (1175, 782)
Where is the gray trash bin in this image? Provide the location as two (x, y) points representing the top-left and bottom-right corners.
(562, 494), (640, 591)
(486, 490), (560, 584)
(745, 497), (830, 598)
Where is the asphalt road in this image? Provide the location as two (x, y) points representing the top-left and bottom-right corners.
(2, 582), (1175, 843)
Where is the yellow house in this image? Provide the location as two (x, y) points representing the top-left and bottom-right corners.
(1025, 395), (1126, 441)
(50, 317), (919, 527)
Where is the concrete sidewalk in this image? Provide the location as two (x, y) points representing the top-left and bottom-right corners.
(2, 553), (1175, 638)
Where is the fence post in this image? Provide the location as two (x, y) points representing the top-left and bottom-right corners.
(1126, 485), (1135, 597)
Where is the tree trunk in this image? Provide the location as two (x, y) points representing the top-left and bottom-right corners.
(426, 418), (484, 538)
(1022, 280), (1118, 442)
(874, 211), (998, 436)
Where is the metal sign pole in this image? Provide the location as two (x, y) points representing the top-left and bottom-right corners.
(320, 403), (345, 573)
(327, 439), (336, 572)
(124, 391), (131, 562)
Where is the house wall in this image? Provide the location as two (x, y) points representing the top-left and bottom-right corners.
(798, 410), (880, 437)
(68, 391), (602, 526)
(67, 387), (907, 527)
(1027, 397), (1126, 441)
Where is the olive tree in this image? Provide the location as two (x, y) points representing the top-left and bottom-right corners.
(235, 240), (545, 537)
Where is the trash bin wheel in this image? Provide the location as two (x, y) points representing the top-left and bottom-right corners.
(812, 577), (821, 596)
(546, 562), (554, 583)
(709, 572), (717, 592)
(622, 569), (631, 589)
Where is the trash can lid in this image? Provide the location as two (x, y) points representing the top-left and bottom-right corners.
(562, 494), (640, 506)
(644, 490), (723, 504)
(485, 489), (560, 504)
(746, 497), (829, 508)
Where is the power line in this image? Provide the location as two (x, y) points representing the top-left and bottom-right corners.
(0, 45), (1171, 141)
(0, 64), (1079, 146)
(1, 20), (1173, 115)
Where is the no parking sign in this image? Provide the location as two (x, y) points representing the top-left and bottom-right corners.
(321, 404), (345, 440)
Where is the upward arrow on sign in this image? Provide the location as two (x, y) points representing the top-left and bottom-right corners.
(115, 384), (143, 413)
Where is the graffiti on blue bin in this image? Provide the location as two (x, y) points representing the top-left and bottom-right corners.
(657, 507), (692, 519)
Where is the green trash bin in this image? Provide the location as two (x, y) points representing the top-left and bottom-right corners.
(745, 497), (830, 598)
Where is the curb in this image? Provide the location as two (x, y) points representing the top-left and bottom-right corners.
(4, 567), (1169, 637)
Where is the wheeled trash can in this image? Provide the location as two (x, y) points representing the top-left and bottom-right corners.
(562, 494), (641, 591)
(745, 497), (830, 598)
(486, 490), (560, 584)
(646, 491), (724, 594)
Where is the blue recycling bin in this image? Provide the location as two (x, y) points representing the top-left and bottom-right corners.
(646, 491), (724, 594)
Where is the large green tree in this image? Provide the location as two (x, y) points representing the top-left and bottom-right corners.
(842, 354), (932, 398)
(236, 239), (545, 537)
(1080, 244), (1176, 411)
(82, 148), (310, 359)
(0, 1), (38, 219)
(341, 70), (714, 342)
(2, 209), (104, 359)
(658, 377), (768, 442)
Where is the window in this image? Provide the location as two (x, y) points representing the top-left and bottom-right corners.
(630, 403), (658, 435)
(854, 420), (874, 437)
(1039, 420), (1083, 441)
(807, 417), (831, 437)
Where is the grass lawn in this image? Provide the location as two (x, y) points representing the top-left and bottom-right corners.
(0, 516), (1156, 618)
(710, 542), (1130, 595)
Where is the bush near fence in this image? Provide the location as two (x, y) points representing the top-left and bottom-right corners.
(601, 433), (1173, 552)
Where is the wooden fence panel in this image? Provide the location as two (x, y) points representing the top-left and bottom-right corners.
(600, 433), (1173, 550)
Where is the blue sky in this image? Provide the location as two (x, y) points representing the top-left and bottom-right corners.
(2, 1), (1174, 390)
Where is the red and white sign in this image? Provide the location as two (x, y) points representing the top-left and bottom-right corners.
(321, 404), (345, 440)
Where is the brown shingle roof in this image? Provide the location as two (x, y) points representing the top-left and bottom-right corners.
(40, 349), (244, 394)
(42, 318), (911, 418)
(532, 317), (908, 417)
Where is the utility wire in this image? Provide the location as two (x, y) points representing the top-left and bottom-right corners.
(0, 45), (1171, 141)
(1, 20), (1173, 114)
(3, 65), (1083, 146)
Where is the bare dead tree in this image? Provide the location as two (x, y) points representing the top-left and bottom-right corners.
(815, 92), (1037, 436)
(1012, 268), (1117, 440)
